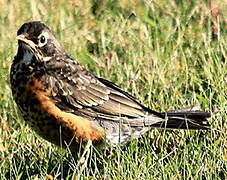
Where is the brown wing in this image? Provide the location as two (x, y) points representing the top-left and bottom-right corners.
(43, 56), (162, 126)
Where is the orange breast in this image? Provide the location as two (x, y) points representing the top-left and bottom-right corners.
(24, 78), (106, 146)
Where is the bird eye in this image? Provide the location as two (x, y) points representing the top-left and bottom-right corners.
(40, 35), (46, 43)
(38, 34), (47, 47)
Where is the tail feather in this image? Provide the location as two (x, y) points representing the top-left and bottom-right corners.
(151, 106), (211, 130)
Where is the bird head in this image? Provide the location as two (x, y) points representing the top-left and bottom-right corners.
(16, 21), (64, 62)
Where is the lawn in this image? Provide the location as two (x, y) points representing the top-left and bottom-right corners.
(0, 0), (226, 179)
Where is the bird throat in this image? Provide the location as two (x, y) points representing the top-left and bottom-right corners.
(21, 50), (33, 62)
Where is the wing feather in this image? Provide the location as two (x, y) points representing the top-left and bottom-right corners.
(44, 57), (161, 125)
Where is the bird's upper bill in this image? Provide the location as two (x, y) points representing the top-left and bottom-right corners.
(16, 33), (37, 50)
(16, 34), (27, 41)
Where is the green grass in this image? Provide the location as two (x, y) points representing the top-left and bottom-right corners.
(0, 0), (226, 179)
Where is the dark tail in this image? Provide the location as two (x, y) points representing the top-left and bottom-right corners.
(151, 106), (211, 130)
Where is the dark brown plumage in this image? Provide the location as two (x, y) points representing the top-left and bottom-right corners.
(10, 21), (210, 150)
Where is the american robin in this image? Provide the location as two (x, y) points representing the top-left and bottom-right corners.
(10, 21), (210, 150)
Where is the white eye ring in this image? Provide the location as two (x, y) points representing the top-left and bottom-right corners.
(38, 33), (48, 47)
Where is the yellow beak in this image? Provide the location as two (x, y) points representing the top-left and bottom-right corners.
(16, 34), (37, 50)
(16, 34), (27, 41)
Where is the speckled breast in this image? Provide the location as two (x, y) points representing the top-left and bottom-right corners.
(10, 61), (65, 146)
(10, 61), (105, 149)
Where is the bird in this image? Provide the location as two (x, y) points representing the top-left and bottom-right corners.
(10, 21), (210, 151)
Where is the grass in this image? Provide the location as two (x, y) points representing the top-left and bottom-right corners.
(0, 0), (226, 179)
